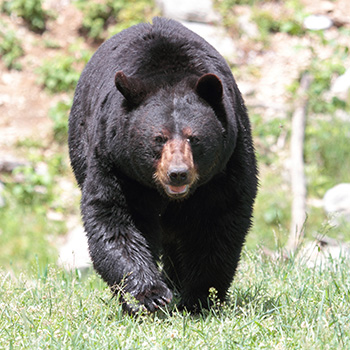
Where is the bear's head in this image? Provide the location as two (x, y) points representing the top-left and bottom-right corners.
(114, 71), (230, 200)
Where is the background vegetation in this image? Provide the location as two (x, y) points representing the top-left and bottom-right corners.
(0, 0), (349, 348)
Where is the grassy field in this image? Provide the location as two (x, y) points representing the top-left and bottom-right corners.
(1, 250), (350, 349)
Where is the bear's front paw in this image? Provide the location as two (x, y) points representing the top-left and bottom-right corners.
(122, 282), (173, 314)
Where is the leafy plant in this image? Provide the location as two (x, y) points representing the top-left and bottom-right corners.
(305, 117), (350, 197)
(252, 8), (305, 42)
(250, 170), (291, 249)
(291, 35), (350, 197)
(11, 163), (54, 207)
(36, 43), (92, 93)
(0, 23), (24, 70)
(108, 0), (156, 36)
(0, 202), (63, 270)
(215, 0), (305, 42)
(75, 0), (156, 41)
(1, 0), (51, 33)
(307, 57), (347, 114)
(215, 0), (265, 7)
(36, 55), (81, 93)
(49, 99), (72, 143)
(250, 113), (286, 165)
(75, 0), (125, 41)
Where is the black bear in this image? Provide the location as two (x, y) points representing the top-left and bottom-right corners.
(68, 17), (258, 313)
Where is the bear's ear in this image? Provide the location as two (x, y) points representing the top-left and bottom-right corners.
(115, 71), (146, 105)
(195, 73), (223, 106)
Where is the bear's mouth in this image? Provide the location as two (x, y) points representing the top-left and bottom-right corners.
(165, 184), (190, 198)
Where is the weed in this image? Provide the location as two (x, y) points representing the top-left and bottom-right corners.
(36, 44), (92, 93)
(11, 163), (54, 207)
(294, 33), (350, 197)
(307, 57), (347, 114)
(252, 8), (305, 41)
(49, 99), (72, 144)
(305, 117), (350, 197)
(0, 22), (24, 70)
(108, 0), (157, 36)
(215, 0), (305, 43)
(36, 55), (81, 93)
(75, 0), (157, 41)
(1, 0), (52, 33)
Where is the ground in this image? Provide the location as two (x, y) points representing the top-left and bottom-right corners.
(0, 0), (85, 157)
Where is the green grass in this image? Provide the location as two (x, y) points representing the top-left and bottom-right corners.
(1, 250), (350, 349)
(0, 148), (73, 272)
(0, 205), (61, 271)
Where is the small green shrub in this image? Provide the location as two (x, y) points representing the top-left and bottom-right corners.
(75, 0), (156, 41)
(1, 0), (51, 33)
(252, 8), (305, 42)
(305, 117), (350, 197)
(250, 170), (291, 249)
(250, 113), (286, 165)
(108, 0), (156, 35)
(37, 55), (81, 93)
(0, 23), (24, 70)
(11, 163), (54, 207)
(0, 205), (61, 270)
(215, 0), (265, 7)
(215, 0), (305, 42)
(36, 44), (92, 93)
(0, 147), (71, 272)
(49, 99), (72, 143)
(295, 37), (350, 197)
(307, 58), (347, 114)
(75, 0), (125, 41)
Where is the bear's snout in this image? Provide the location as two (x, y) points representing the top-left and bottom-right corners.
(154, 138), (198, 199)
(167, 166), (189, 186)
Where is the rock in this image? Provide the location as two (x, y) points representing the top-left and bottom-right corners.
(0, 157), (29, 173)
(180, 21), (238, 62)
(303, 15), (333, 31)
(155, 0), (220, 23)
(155, 0), (237, 61)
(237, 14), (259, 38)
(237, 81), (256, 97)
(331, 68), (350, 101)
(323, 183), (350, 224)
(58, 225), (91, 271)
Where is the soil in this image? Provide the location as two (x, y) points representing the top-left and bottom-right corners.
(0, 0), (84, 158)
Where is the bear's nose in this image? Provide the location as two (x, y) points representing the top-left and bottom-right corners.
(167, 167), (189, 185)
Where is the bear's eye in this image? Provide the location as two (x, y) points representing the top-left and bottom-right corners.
(154, 135), (168, 144)
(187, 136), (200, 145)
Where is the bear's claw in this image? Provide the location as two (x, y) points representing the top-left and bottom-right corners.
(123, 283), (173, 314)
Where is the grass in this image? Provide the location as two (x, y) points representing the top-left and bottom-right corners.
(0, 205), (61, 271)
(1, 250), (350, 349)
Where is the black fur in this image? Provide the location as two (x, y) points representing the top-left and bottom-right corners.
(68, 17), (258, 313)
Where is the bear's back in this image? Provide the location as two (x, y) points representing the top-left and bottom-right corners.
(80, 18), (232, 89)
